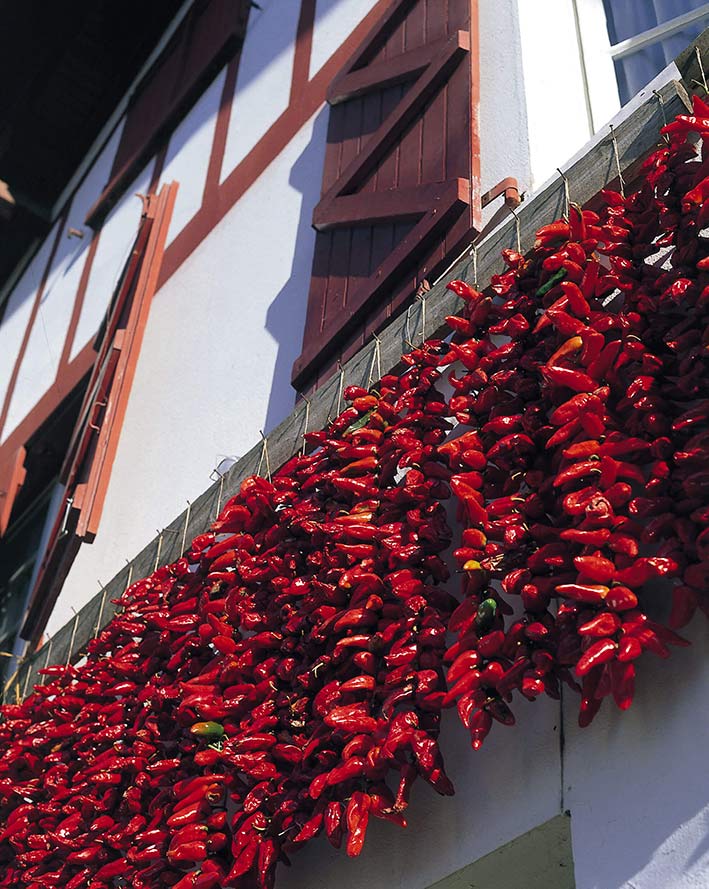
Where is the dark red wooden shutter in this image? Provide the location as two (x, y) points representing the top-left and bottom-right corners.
(292, 0), (480, 391)
(86, 0), (249, 227)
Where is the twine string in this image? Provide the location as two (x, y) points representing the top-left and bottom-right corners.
(696, 45), (708, 93)
(367, 334), (382, 390)
(557, 167), (571, 220)
(180, 500), (192, 555)
(153, 529), (165, 573)
(299, 395), (311, 457)
(609, 123), (626, 198)
(66, 609), (80, 666)
(258, 431), (272, 482)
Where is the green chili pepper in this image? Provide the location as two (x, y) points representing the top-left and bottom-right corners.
(475, 598), (497, 632)
(535, 267), (566, 297)
(190, 721), (225, 741)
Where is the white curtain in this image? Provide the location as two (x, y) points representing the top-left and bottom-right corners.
(603, 0), (709, 102)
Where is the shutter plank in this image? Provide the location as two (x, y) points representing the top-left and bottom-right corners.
(295, 0), (480, 391)
(329, 95), (364, 330)
(401, 0), (426, 191)
(398, 4), (423, 191)
(319, 30), (469, 202)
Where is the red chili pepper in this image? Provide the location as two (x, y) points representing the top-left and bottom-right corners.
(323, 705), (378, 735)
(556, 583), (609, 605)
(578, 612), (621, 637)
(345, 791), (371, 857)
(576, 639), (617, 676)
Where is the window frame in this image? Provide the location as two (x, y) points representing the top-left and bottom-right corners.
(608, 2), (709, 62)
(20, 181), (178, 644)
(84, 0), (250, 229)
(576, 0), (709, 114)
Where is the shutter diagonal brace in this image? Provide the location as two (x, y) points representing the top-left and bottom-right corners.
(318, 31), (470, 205)
(309, 178), (469, 340)
(293, 6), (475, 389)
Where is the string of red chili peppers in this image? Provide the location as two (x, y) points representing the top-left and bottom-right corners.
(0, 98), (706, 889)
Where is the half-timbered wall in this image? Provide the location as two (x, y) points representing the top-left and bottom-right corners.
(2, 4), (709, 889)
(0, 0), (629, 640)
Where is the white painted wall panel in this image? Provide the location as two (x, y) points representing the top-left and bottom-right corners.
(565, 617), (709, 889)
(309, 0), (379, 79)
(161, 67), (227, 246)
(279, 702), (561, 889)
(52, 109), (328, 633)
(478, 0), (532, 227)
(69, 161), (155, 361)
(219, 0), (301, 183)
(2, 124), (125, 438)
(0, 230), (59, 441)
(518, 0), (591, 191)
(517, 0), (622, 193)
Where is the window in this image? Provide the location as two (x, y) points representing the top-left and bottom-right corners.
(86, 0), (250, 228)
(20, 182), (177, 644)
(604, 1), (709, 103)
(0, 381), (88, 673)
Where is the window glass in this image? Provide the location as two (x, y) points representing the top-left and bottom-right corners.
(603, 1), (709, 103)
(0, 486), (55, 657)
(615, 19), (709, 102)
(603, 0), (708, 43)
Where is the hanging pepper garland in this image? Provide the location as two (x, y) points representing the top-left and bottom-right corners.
(0, 100), (707, 889)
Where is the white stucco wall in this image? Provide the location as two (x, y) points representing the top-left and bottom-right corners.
(0, 122), (126, 441)
(566, 617), (709, 889)
(0, 230), (59, 441)
(478, 0), (531, 226)
(162, 67), (227, 247)
(69, 162), (155, 362)
(309, 0), (379, 79)
(219, 0), (302, 182)
(51, 107), (329, 633)
(10, 5), (709, 886)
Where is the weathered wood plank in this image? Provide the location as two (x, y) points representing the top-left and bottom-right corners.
(675, 26), (709, 96)
(17, 80), (690, 699)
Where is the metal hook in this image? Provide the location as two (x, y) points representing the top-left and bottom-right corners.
(21, 662), (32, 699)
(94, 581), (109, 639)
(556, 167), (571, 220)
(404, 303), (416, 350)
(336, 362), (345, 417)
(609, 124), (625, 198)
(59, 496), (74, 537)
(415, 292), (427, 343)
(652, 90), (669, 144)
(39, 638), (53, 686)
(215, 472), (226, 519)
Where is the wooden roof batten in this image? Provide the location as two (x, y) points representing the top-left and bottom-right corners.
(8, 66), (695, 696)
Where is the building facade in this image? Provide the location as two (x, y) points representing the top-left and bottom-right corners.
(0, 2), (708, 887)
